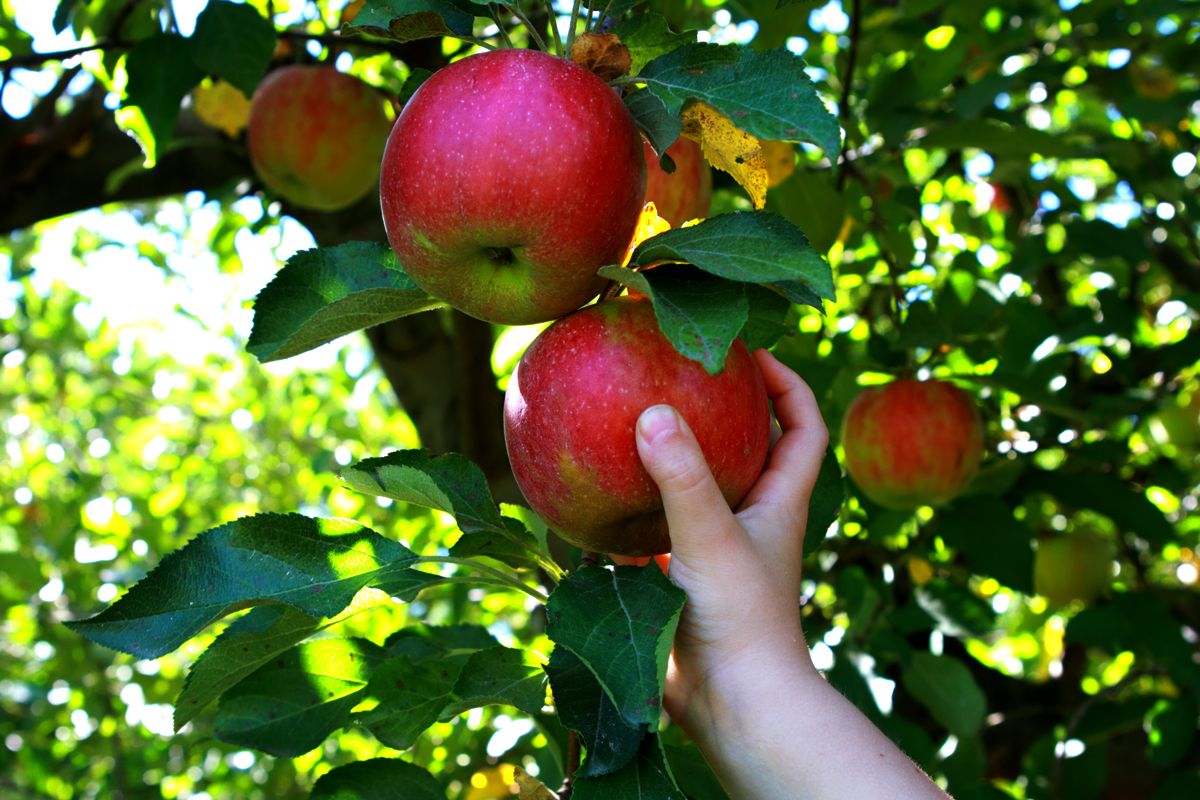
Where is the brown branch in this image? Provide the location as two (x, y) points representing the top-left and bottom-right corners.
(558, 729), (581, 799)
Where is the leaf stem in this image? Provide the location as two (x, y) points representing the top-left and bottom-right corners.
(547, 4), (566, 56)
(566, 0), (584, 53)
(489, 9), (517, 49)
(504, 4), (550, 53)
(413, 556), (549, 604)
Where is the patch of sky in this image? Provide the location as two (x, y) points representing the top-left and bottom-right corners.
(964, 153), (994, 181)
(1107, 49), (1131, 69)
(809, 1), (850, 34)
(1097, 180), (1141, 227)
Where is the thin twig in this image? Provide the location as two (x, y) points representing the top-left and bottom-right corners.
(565, 0), (584, 53)
(412, 556), (549, 603)
(835, 0), (862, 191)
(558, 730), (581, 798)
(504, 4), (549, 52)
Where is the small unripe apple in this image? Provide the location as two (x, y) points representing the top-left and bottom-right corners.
(840, 378), (984, 509)
(643, 137), (712, 227)
(380, 49), (646, 326)
(503, 296), (770, 556)
(247, 65), (393, 211)
(1034, 535), (1114, 608)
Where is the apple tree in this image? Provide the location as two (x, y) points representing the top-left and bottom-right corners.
(2, 0), (1199, 798)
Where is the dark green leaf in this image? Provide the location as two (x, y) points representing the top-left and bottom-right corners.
(663, 744), (730, 800)
(214, 638), (387, 758)
(545, 564), (686, 728)
(1017, 468), (1175, 546)
(919, 118), (1076, 158)
(624, 89), (681, 169)
(65, 514), (417, 659)
(53, 0), (80, 34)
(770, 279), (825, 311)
(185, 0), (275, 97)
(572, 733), (684, 800)
(937, 496), (1035, 594)
(599, 264), (748, 375)
(337, 448), (506, 534)
(345, 0), (478, 42)
(639, 42), (841, 159)
(629, 212), (835, 300)
(902, 652), (986, 738)
(740, 282), (792, 350)
(447, 517), (544, 570)
(1067, 592), (1200, 691)
(915, 579), (997, 639)
(613, 13), (698, 77)
(386, 623), (499, 655)
(440, 646), (547, 719)
(763, 168), (846, 254)
(351, 654), (462, 750)
(898, 301), (954, 350)
(398, 68), (433, 109)
(122, 34), (206, 164)
(247, 242), (442, 363)
(804, 446), (845, 557)
(545, 646), (646, 778)
(310, 758), (445, 800)
(1146, 697), (1196, 767)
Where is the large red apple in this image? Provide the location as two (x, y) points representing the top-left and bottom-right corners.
(379, 49), (646, 326)
(643, 137), (712, 227)
(840, 378), (984, 509)
(247, 65), (392, 211)
(503, 296), (770, 556)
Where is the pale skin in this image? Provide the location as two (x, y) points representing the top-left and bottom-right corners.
(625, 350), (951, 800)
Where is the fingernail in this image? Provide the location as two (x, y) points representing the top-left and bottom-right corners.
(638, 405), (679, 446)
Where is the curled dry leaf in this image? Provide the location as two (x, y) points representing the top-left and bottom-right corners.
(192, 79), (252, 137)
(513, 766), (557, 800)
(681, 102), (768, 209)
(571, 32), (633, 82)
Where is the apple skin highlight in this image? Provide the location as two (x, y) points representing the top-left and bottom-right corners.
(380, 49), (647, 326)
(840, 378), (984, 510)
(642, 136), (713, 228)
(504, 296), (771, 556)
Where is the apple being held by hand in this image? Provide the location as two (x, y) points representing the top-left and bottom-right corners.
(503, 296), (770, 556)
(840, 378), (984, 509)
(380, 49), (647, 326)
(643, 136), (712, 227)
(247, 65), (393, 212)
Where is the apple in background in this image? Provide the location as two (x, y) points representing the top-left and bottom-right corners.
(380, 49), (646, 326)
(504, 296), (770, 556)
(840, 378), (984, 509)
(247, 65), (393, 212)
(643, 136), (712, 227)
(1034, 534), (1114, 608)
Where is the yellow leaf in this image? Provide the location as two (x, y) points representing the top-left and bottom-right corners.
(761, 140), (795, 188)
(621, 202), (672, 266)
(192, 79), (252, 138)
(681, 103), (768, 209)
(907, 557), (935, 586)
(513, 767), (556, 800)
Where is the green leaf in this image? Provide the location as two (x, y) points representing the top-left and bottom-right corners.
(572, 733), (684, 799)
(803, 446), (845, 557)
(770, 279), (825, 311)
(629, 212), (835, 300)
(764, 168), (846, 254)
(1066, 592), (1200, 691)
(337, 449), (506, 534)
(624, 89), (681, 170)
(247, 241), (442, 364)
(52, 0), (80, 34)
(64, 514), (417, 659)
(185, 0), (275, 97)
(544, 564), (686, 728)
(386, 623), (499, 655)
(398, 68), (433, 109)
(214, 638), (387, 758)
(1017, 468), (1175, 546)
(599, 264), (748, 375)
(638, 42), (841, 159)
(351, 654), (462, 750)
(345, 0), (478, 42)
(663, 744), (730, 800)
(937, 496), (1035, 594)
(310, 758), (445, 800)
(448, 517), (545, 570)
(614, 13), (697, 77)
(901, 652), (986, 739)
(545, 646), (646, 778)
(439, 646), (548, 720)
(122, 34), (206, 165)
(740, 283), (792, 350)
(919, 118), (1075, 158)
(914, 579), (997, 639)
(1146, 697), (1196, 767)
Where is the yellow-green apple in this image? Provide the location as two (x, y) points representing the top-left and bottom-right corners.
(840, 378), (984, 509)
(643, 136), (712, 227)
(247, 65), (392, 211)
(1034, 534), (1114, 608)
(379, 49), (646, 326)
(503, 296), (770, 556)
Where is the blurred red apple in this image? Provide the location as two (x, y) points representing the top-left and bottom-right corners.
(643, 137), (712, 227)
(380, 49), (646, 326)
(247, 65), (392, 211)
(503, 296), (770, 556)
(841, 378), (984, 509)
(1034, 534), (1114, 608)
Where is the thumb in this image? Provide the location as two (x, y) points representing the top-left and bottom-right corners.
(637, 405), (739, 559)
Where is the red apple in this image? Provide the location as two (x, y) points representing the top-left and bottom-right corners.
(1034, 534), (1113, 608)
(247, 65), (393, 211)
(642, 137), (712, 227)
(503, 296), (770, 556)
(379, 49), (646, 326)
(840, 378), (984, 509)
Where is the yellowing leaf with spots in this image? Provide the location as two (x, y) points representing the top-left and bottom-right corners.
(762, 140), (795, 188)
(513, 766), (556, 800)
(464, 764), (520, 800)
(192, 79), (252, 137)
(682, 103), (768, 209)
(621, 202), (672, 266)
